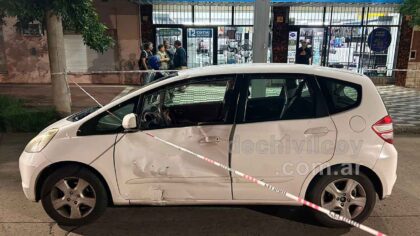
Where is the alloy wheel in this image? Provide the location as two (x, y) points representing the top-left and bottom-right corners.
(50, 177), (96, 219)
(320, 178), (367, 219)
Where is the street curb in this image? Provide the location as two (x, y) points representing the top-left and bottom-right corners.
(394, 126), (420, 135)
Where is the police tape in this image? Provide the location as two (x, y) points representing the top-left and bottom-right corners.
(142, 131), (387, 236)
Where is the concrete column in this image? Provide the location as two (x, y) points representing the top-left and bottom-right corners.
(251, 0), (271, 98)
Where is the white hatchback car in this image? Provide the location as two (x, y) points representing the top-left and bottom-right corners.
(19, 64), (397, 227)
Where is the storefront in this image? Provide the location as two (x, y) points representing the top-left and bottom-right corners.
(139, 1), (402, 77)
(151, 5), (255, 68)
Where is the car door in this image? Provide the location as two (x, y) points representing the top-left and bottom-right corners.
(114, 75), (239, 202)
(231, 73), (337, 202)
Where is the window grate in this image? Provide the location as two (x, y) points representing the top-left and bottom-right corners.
(153, 4), (193, 24)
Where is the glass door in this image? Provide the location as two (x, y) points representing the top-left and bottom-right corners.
(186, 28), (214, 68)
(217, 26), (253, 65)
(299, 27), (325, 66)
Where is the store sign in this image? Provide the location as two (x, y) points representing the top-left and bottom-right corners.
(188, 29), (213, 38)
(158, 29), (182, 37)
(367, 28), (392, 52)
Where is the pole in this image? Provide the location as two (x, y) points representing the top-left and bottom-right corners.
(251, 0), (271, 97)
(46, 10), (72, 116)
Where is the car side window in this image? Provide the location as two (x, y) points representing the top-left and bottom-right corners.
(244, 74), (322, 122)
(317, 77), (362, 114)
(140, 76), (237, 130)
(78, 96), (139, 136)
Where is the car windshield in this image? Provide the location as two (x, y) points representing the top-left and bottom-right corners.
(67, 106), (100, 122)
(67, 73), (179, 122)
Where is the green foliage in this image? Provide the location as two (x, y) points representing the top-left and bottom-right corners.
(0, 96), (59, 132)
(401, 0), (420, 27)
(0, 0), (114, 53)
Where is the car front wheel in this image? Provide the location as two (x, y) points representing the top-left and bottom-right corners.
(40, 166), (108, 226)
(307, 171), (377, 227)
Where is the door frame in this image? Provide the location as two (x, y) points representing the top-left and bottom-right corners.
(288, 25), (328, 66)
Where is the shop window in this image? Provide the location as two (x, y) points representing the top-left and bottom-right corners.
(211, 6), (232, 25)
(153, 4), (193, 24)
(359, 26), (398, 77)
(327, 26), (362, 71)
(364, 7), (400, 26)
(217, 26), (253, 65)
(289, 7), (325, 26)
(330, 7), (363, 26)
(234, 6), (254, 25)
(194, 5), (210, 25)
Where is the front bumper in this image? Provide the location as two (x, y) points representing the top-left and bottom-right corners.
(19, 151), (51, 201)
(373, 142), (398, 199)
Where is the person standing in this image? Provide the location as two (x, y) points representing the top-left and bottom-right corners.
(156, 44), (170, 70)
(138, 42), (154, 84)
(163, 40), (174, 69)
(173, 40), (187, 70)
(295, 40), (312, 65)
(139, 42), (154, 70)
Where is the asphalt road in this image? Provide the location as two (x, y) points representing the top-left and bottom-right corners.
(0, 133), (419, 236)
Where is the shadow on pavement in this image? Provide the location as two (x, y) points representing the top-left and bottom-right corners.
(59, 205), (351, 235)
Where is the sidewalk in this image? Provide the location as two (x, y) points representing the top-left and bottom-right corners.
(0, 84), (136, 112)
(377, 86), (420, 133)
(0, 84), (418, 133)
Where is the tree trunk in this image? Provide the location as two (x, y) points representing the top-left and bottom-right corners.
(45, 10), (72, 116)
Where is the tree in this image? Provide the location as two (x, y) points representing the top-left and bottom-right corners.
(400, 0), (420, 27)
(0, 0), (114, 115)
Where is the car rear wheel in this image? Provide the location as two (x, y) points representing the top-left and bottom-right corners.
(40, 166), (107, 226)
(307, 171), (376, 227)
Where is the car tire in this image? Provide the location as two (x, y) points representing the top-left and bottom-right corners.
(40, 165), (108, 226)
(307, 170), (376, 228)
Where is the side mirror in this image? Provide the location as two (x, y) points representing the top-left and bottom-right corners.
(122, 113), (138, 130)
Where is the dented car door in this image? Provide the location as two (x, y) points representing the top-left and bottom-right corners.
(114, 75), (239, 202)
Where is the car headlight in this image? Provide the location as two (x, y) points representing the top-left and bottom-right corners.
(24, 128), (59, 153)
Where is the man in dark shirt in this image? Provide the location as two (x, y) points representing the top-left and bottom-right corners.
(295, 40), (312, 65)
(173, 40), (187, 70)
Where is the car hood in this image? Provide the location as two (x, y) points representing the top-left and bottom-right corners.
(39, 117), (73, 134)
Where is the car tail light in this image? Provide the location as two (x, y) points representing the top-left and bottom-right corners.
(372, 115), (393, 144)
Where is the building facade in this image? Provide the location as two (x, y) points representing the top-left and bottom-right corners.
(0, 0), (418, 87)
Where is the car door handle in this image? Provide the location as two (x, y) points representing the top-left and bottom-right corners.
(199, 136), (221, 144)
(304, 127), (330, 136)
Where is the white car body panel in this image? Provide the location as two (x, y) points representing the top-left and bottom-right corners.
(18, 64), (397, 205)
(115, 125), (232, 202)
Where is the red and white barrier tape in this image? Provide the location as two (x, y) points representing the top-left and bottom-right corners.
(142, 131), (386, 236)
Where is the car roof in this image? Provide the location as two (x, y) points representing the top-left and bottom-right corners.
(177, 63), (365, 80)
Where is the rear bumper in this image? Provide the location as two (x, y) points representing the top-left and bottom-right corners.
(373, 142), (398, 199)
(19, 151), (51, 201)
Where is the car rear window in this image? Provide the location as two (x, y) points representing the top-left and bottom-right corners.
(317, 76), (362, 114)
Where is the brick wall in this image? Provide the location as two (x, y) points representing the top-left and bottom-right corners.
(395, 16), (413, 86)
(272, 6), (290, 63)
(405, 26), (420, 88)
